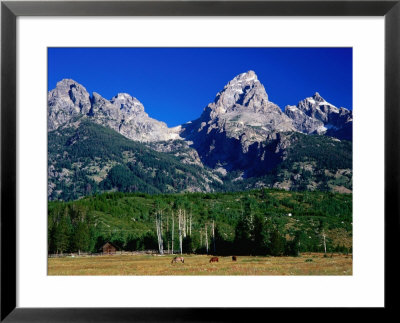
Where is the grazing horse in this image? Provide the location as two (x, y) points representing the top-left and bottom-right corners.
(232, 256), (237, 261)
(171, 256), (184, 264)
(209, 257), (219, 263)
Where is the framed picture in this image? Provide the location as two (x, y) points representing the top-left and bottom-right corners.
(1, 0), (398, 321)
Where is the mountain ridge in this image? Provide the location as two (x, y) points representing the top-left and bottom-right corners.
(48, 71), (352, 200)
(48, 71), (352, 143)
(48, 79), (182, 142)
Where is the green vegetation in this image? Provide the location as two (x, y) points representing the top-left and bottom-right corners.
(48, 120), (352, 201)
(48, 119), (218, 201)
(48, 189), (352, 257)
(282, 132), (352, 171)
(231, 132), (352, 192)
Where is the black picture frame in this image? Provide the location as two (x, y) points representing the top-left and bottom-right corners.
(1, 0), (399, 321)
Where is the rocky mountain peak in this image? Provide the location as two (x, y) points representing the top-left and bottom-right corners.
(114, 92), (132, 99)
(222, 70), (265, 99)
(110, 93), (145, 114)
(51, 79), (91, 105)
(111, 93), (135, 104)
(51, 78), (90, 100)
(228, 70), (259, 86)
(204, 70), (279, 121)
(285, 93), (352, 140)
(48, 79), (183, 142)
(48, 79), (91, 131)
(312, 92), (324, 102)
(91, 91), (106, 104)
(55, 78), (74, 87)
(182, 70), (296, 136)
(180, 71), (296, 169)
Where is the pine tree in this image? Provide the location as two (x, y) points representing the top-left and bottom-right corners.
(234, 198), (255, 255)
(72, 221), (90, 254)
(253, 214), (270, 255)
(52, 208), (71, 254)
(269, 229), (285, 256)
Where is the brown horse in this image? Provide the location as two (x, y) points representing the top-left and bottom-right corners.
(232, 256), (237, 261)
(209, 257), (219, 263)
(171, 256), (184, 264)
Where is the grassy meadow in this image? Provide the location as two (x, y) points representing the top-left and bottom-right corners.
(48, 253), (352, 276)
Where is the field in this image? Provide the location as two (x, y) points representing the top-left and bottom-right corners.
(48, 253), (352, 276)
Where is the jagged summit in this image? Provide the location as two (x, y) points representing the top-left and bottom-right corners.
(186, 70), (290, 122)
(312, 92), (324, 102)
(110, 92), (145, 113)
(180, 70), (296, 169)
(56, 78), (77, 86)
(48, 79), (181, 142)
(51, 79), (90, 105)
(284, 93), (352, 139)
(48, 79), (91, 130)
(91, 91), (105, 102)
(52, 78), (88, 96)
(197, 70), (294, 131)
(114, 92), (132, 99)
(228, 70), (259, 85)
(49, 73), (352, 148)
(48, 74), (352, 198)
(304, 92), (334, 107)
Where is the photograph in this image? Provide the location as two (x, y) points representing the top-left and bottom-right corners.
(47, 47), (353, 276)
(3, 0), (397, 318)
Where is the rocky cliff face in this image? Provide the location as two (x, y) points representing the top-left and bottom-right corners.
(180, 71), (296, 170)
(48, 72), (353, 196)
(48, 79), (181, 142)
(89, 91), (182, 142)
(48, 79), (92, 131)
(49, 74), (352, 148)
(284, 92), (352, 140)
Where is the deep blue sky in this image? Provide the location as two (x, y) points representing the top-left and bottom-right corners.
(48, 48), (352, 127)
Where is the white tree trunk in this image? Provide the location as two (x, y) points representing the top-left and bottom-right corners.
(157, 217), (160, 254)
(167, 215), (169, 254)
(171, 212), (174, 255)
(212, 220), (215, 254)
(205, 223), (208, 254)
(155, 216), (159, 251)
(187, 215), (190, 237)
(155, 214), (164, 255)
(160, 216), (164, 254)
(178, 209), (183, 254)
(190, 213), (192, 236)
(183, 210), (186, 238)
(160, 211), (164, 255)
(322, 231), (327, 254)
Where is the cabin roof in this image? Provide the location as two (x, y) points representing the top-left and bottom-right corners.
(100, 241), (118, 250)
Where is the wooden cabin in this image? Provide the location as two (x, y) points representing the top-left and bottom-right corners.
(101, 242), (118, 255)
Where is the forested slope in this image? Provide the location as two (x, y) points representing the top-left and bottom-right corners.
(48, 189), (352, 256)
(48, 119), (221, 201)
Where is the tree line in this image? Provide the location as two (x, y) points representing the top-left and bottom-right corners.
(48, 190), (352, 256)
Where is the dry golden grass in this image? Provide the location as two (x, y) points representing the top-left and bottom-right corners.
(48, 253), (352, 276)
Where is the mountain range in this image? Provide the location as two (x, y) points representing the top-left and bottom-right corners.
(48, 71), (352, 201)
